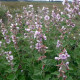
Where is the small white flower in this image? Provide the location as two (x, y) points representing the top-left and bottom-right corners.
(9, 51), (12, 54)
(0, 41), (2, 47)
(29, 5), (33, 8)
(16, 27), (19, 30)
(21, 70), (23, 72)
(0, 19), (2, 23)
(8, 60), (10, 62)
(34, 31), (40, 38)
(56, 40), (61, 48)
(0, 41), (2, 44)
(61, 12), (64, 15)
(59, 67), (62, 72)
(55, 57), (60, 60)
(25, 28), (30, 32)
(9, 55), (13, 60)
(6, 57), (8, 60)
(62, 26), (66, 30)
(73, 37), (75, 39)
(44, 15), (50, 21)
(30, 45), (33, 48)
(66, 62), (69, 65)
(78, 12), (80, 15)
(59, 54), (67, 60)
(43, 34), (47, 40)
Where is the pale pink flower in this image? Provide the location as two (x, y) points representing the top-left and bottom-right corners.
(61, 26), (66, 30)
(66, 62), (69, 65)
(56, 40), (61, 48)
(9, 55), (13, 61)
(35, 43), (41, 50)
(0, 41), (2, 47)
(0, 19), (2, 23)
(78, 12), (80, 15)
(25, 28), (30, 32)
(43, 34), (47, 40)
(44, 15), (50, 21)
(34, 31), (40, 38)
(59, 54), (67, 60)
(55, 57), (60, 60)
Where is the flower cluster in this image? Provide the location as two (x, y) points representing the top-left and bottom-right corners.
(23, 5), (35, 49)
(10, 23), (19, 49)
(56, 40), (62, 48)
(15, 14), (23, 26)
(6, 10), (13, 24)
(55, 48), (70, 79)
(5, 51), (14, 70)
(1, 22), (10, 44)
(54, 0), (79, 79)
(34, 30), (48, 53)
(55, 48), (70, 60)
(1, 23), (7, 36)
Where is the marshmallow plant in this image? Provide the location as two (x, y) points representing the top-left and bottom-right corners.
(0, 1), (80, 80)
(54, 0), (80, 80)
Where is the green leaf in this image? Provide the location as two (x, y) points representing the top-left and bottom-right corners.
(67, 76), (73, 80)
(7, 74), (16, 80)
(34, 69), (42, 76)
(44, 75), (51, 80)
(18, 75), (25, 80)
(51, 71), (59, 76)
(46, 50), (53, 52)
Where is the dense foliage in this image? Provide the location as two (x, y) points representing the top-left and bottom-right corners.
(0, 0), (80, 80)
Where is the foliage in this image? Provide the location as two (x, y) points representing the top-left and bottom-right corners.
(0, 1), (80, 80)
